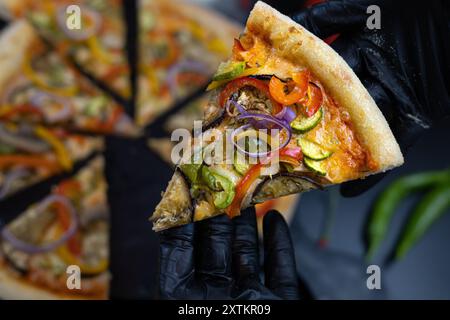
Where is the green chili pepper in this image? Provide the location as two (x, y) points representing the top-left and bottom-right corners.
(367, 169), (450, 261)
(201, 167), (236, 209)
(395, 184), (450, 259)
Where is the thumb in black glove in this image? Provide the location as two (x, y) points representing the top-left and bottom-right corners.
(158, 207), (307, 300)
(292, 0), (450, 196)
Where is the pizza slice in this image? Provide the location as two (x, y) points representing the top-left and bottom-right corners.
(0, 156), (109, 299)
(150, 2), (404, 231)
(0, 0), (131, 98)
(0, 122), (102, 200)
(0, 20), (137, 136)
(147, 93), (211, 164)
(137, 0), (240, 127)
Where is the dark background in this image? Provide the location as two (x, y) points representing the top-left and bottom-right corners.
(0, 0), (449, 299)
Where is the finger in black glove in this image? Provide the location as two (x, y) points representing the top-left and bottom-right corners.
(292, 0), (450, 196)
(159, 208), (305, 300)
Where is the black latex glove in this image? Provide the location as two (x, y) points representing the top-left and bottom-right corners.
(292, 0), (450, 196)
(158, 208), (303, 300)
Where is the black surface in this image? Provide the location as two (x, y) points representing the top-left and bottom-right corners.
(291, 121), (450, 299)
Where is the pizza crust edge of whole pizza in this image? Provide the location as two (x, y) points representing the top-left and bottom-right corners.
(0, 19), (138, 136)
(0, 0), (132, 98)
(0, 156), (109, 300)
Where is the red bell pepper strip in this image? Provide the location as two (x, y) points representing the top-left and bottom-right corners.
(279, 146), (303, 167)
(0, 155), (60, 172)
(304, 84), (323, 117)
(225, 145), (303, 218)
(225, 163), (263, 218)
(218, 77), (282, 114)
(0, 104), (44, 121)
(269, 71), (309, 105)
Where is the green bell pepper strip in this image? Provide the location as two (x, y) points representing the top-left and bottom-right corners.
(180, 163), (202, 184)
(201, 167), (236, 209)
(0, 143), (15, 154)
(395, 184), (450, 259)
(366, 169), (450, 261)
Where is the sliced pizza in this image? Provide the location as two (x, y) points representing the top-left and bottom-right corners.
(0, 156), (109, 299)
(137, 0), (240, 127)
(0, 20), (137, 136)
(0, 122), (102, 200)
(151, 2), (403, 231)
(147, 93), (211, 164)
(0, 0), (131, 98)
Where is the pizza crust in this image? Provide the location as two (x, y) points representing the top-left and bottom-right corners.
(0, 20), (36, 98)
(0, 0), (26, 19)
(0, 267), (108, 300)
(247, 2), (403, 174)
(162, 0), (242, 48)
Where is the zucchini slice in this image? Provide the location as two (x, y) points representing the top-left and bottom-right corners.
(304, 158), (327, 176)
(291, 107), (323, 133)
(212, 61), (246, 81)
(297, 137), (332, 160)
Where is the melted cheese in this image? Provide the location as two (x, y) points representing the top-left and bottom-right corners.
(232, 33), (376, 183)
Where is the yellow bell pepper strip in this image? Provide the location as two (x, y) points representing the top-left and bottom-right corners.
(140, 65), (160, 95)
(188, 20), (205, 41)
(34, 126), (72, 171)
(56, 244), (109, 275)
(207, 37), (229, 56)
(86, 36), (114, 64)
(22, 52), (77, 97)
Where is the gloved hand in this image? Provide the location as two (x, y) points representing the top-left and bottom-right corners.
(158, 207), (305, 299)
(292, 0), (450, 196)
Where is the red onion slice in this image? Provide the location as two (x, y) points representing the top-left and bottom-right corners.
(30, 91), (73, 123)
(56, 6), (101, 41)
(225, 99), (246, 117)
(166, 60), (209, 97)
(231, 115), (292, 158)
(1, 194), (78, 254)
(0, 168), (29, 200)
(275, 106), (296, 124)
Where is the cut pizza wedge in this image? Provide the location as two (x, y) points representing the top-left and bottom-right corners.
(0, 156), (109, 299)
(137, 0), (240, 127)
(0, 20), (137, 136)
(147, 93), (211, 164)
(151, 2), (403, 231)
(0, 122), (102, 200)
(0, 0), (131, 98)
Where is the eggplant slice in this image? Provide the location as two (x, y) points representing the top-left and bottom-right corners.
(251, 173), (325, 204)
(152, 171), (193, 231)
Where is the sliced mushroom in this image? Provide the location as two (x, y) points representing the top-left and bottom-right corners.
(251, 172), (326, 204)
(151, 170), (193, 231)
(202, 97), (224, 130)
